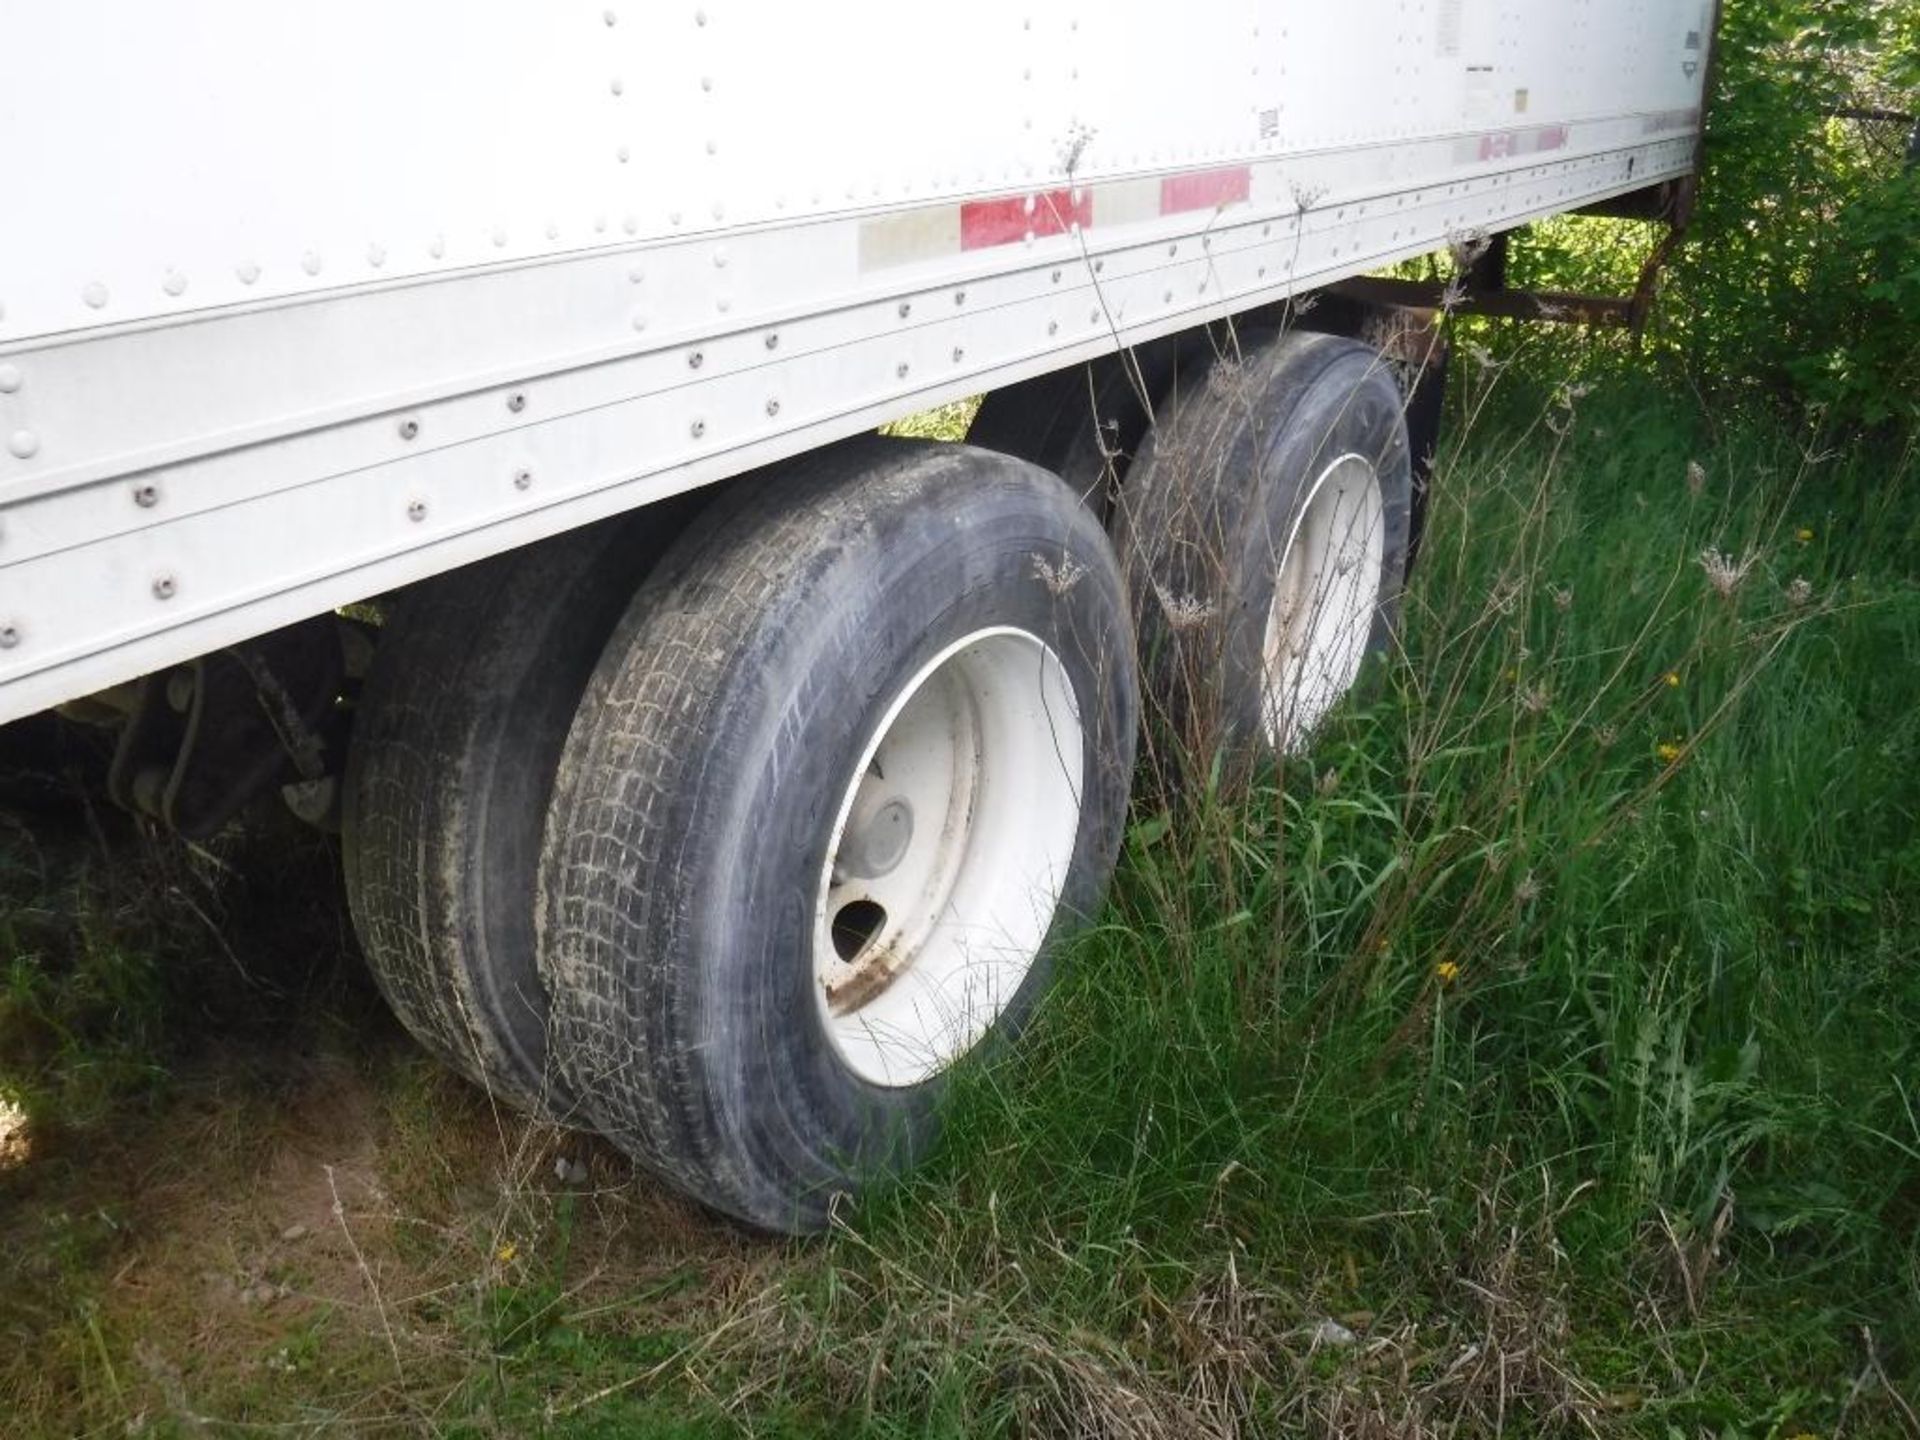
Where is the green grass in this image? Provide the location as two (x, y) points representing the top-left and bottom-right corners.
(2, 368), (1916, 1437)
(746, 369), (1920, 1437)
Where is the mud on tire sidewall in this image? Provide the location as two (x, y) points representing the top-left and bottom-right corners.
(540, 442), (1137, 1232)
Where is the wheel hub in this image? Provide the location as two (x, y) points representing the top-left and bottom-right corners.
(837, 796), (915, 881)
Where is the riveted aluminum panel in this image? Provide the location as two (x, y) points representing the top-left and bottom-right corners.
(0, 1), (1710, 722)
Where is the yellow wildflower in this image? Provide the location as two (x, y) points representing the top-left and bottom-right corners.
(1664, 671), (1680, 688)
(496, 1242), (518, 1264)
(1435, 960), (1461, 983)
(1795, 526), (1814, 544)
(1656, 741), (1684, 765)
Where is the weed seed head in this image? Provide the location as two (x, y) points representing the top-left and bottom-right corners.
(1206, 357), (1246, 398)
(1697, 547), (1758, 600)
(1031, 553), (1087, 596)
(1153, 582), (1216, 631)
(1446, 226), (1492, 271)
(1686, 460), (1706, 497)
(1289, 180), (1327, 212)
(1055, 121), (1098, 177)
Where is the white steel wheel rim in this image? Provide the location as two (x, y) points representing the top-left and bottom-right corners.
(1260, 452), (1386, 752)
(812, 626), (1084, 1088)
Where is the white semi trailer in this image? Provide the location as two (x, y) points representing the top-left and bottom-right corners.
(0, 2), (1713, 1230)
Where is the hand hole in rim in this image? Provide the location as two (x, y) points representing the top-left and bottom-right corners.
(830, 899), (889, 965)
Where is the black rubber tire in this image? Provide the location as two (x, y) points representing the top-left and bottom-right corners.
(1114, 329), (1413, 766)
(342, 510), (690, 1118)
(538, 438), (1138, 1232)
(965, 336), (1202, 520)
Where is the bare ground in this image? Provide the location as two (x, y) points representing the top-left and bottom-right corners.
(0, 720), (772, 1433)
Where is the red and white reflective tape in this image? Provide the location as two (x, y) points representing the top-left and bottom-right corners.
(857, 113), (1694, 273)
(1460, 123), (1571, 164)
(860, 163), (1251, 271)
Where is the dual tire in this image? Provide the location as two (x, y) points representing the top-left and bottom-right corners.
(976, 328), (1414, 765)
(1117, 330), (1413, 762)
(341, 514), (674, 1116)
(345, 328), (1411, 1232)
(347, 441), (1136, 1230)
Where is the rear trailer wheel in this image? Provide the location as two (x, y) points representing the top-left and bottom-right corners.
(539, 439), (1137, 1231)
(342, 515), (683, 1118)
(1116, 329), (1412, 763)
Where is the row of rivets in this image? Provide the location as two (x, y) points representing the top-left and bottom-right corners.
(23, 155), (1657, 321)
(0, 338), (28, 448)
(53, 223), (557, 315)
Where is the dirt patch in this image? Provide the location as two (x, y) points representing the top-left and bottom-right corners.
(0, 744), (761, 1434)
(1, 992), (768, 1433)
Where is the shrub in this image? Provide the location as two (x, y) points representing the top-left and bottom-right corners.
(1506, 0), (1919, 431)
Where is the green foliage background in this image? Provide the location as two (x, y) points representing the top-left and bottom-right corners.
(1511, 0), (1919, 430)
